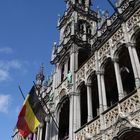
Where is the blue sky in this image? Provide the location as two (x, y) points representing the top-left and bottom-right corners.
(0, 0), (114, 140)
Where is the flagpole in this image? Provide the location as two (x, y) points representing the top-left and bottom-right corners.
(18, 85), (25, 100)
(33, 81), (59, 130)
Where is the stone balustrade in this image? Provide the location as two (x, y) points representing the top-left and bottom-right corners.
(75, 91), (139, 140)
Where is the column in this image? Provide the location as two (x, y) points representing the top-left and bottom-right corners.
(73, 92), (81, 130)
(130, 43), (140, 102)
(69, 46), (75, 140)
(45, 116), (50, 140)
(69, 93), (74, 140)
(33, 129), (37, 140)
(86, 83), (93, 122)
(113, 57), (124, 100)
(36, 127), (40, 140)
(126, 43), (140, 88)
(100, 71), (107, 111)
(83, 24), (87, 41)
(28, 134), (32, 140)
(96, 71), (104, 114)
(131, 44), (140, 79)
(39, 123), (44, 140)
(96, 70), (107, 131)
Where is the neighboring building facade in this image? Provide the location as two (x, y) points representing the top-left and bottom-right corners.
(13, 0), (140, 139)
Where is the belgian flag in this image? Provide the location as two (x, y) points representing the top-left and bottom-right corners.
(16, 86), (46, 138)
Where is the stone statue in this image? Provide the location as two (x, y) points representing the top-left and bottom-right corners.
(49, 91), (54, 101)
(67, 70), (72, 83)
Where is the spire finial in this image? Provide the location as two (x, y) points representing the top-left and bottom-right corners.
(36, 64), (45, 87)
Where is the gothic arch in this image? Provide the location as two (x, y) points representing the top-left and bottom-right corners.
(130, 25), (140, 43)
(101, 57), (118, 107)
(86, 70), (96, 84)
(57, 95), (70, 140)
(77, 79), (86, 90)
(100, 56), (111, 71)
(130, 27), (140, 62)
(87, 71), (99, 118)
(113, 42), (126, 59)
(113, 127), (140, 140)
(78, 81), (88, 126)
(116, 43), (135, 96)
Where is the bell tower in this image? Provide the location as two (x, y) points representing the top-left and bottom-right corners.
(51, 0), (98, 139)
(52, 0), (98, 69)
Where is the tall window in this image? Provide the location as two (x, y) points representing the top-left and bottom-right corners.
(58, 98), (70, 140)
(61, 64), (65, 82)
(80, 82), (88, 126)
(104, 58), (118, 107)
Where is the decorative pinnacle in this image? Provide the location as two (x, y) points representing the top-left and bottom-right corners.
(36, 64), (45, 86)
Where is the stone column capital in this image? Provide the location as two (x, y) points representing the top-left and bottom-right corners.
(39, 122), (44, 128)
(69, 92), (79, 97)
(86, 82), (92, 87)
(45, 116), (50, 123)
(112, 56), (119, 63)
(96, 70), (104, 75)
(28, 133), (32, 139)
(33, 128), (38, 133)
(126, 42), (136, 48)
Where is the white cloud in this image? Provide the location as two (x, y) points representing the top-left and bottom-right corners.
(0, 94), (11, 113)
(0, 60), (22, 71)
(0, 47), (13, 54)
(0, 60), (23, 82)
(15, 106), (20, 115)
(0, 69), (9, 81)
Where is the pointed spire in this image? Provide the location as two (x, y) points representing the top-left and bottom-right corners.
(36, 64), (45, 87)
(51, 42), (57, 62)
(57, 14), (61, 27)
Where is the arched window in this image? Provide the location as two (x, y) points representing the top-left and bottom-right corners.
(80, 82), (88, 126)
(42, 122), (46, 140)
(118, 46), (135, 95)
(61, 64), (65, 82)
(58, 98), (70, 140)
(104, 58), (118, 107)
(135, 30), (140, 61)
(91, 74), (99, 118)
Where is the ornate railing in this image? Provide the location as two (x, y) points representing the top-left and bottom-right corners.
(75, 117), (100, 140)
(76, 54), (96, 86)
(75, 91), (139, 140)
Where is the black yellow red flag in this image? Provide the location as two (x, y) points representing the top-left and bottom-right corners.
(16, 86), (46, 138)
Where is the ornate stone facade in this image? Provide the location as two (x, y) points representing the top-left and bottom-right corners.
(13, 0), (140, 140)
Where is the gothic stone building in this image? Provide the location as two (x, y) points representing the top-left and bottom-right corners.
(13, 0), (140, 140)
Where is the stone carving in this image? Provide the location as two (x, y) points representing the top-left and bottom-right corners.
(119, 93), (139, 115)
(75, 118), (100, 140)
(112, 28), (124, 46)
(104, 106), (119, 128)
(76, 65), (86, 86)
(127, 9), (140, 31)
(86, 55), (96, 78)
(98, 41), (110, 61)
